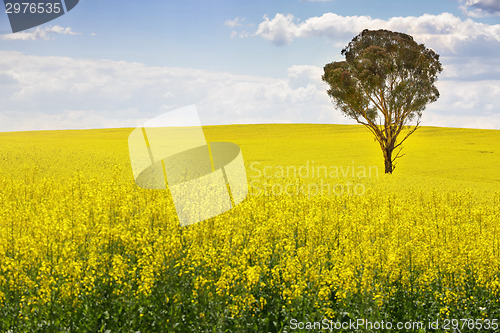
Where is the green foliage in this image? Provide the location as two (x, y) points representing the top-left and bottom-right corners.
(322, 29), (443, 173)
(323, 29), (442, 122)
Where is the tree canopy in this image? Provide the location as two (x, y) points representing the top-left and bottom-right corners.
(322, 29), (442, 173)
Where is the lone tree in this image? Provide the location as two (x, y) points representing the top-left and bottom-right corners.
(322, 29), (442, 174)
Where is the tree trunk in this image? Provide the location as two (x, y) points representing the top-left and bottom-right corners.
(384, 146), (394, 174)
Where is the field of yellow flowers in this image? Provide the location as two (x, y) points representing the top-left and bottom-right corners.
(0, 124), (499, 332)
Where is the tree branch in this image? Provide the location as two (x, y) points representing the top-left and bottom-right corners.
(394, 119), (420, 149)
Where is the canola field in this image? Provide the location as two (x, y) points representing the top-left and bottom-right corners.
(0, 124), (499, 332)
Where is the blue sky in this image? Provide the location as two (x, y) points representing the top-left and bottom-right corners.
(1, 0), (499, 131)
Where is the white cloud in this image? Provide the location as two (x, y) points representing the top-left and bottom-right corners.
(225, 17), (246, 28)
(0, 25), (81, 41)
(0, 51), (498, 132)
(230, 30), (250, 39)
(0, 51), (339, 131)
(440, 57), (500, 81)
(253, 12), (500, 56)
(226, 16), (253, 38)
(248, 11), (500, 128)
(429, 80), (500, 116)
(422, 111), (500, 129)
(255, 14), (298, 46)
(459, 0), (500, 17)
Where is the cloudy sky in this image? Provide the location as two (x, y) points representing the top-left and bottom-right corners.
(0, 0), (499, 131)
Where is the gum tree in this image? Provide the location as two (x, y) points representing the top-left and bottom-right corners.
(322, 29), (442, 174)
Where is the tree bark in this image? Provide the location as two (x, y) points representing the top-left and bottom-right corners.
(384, 146), (394, 174)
